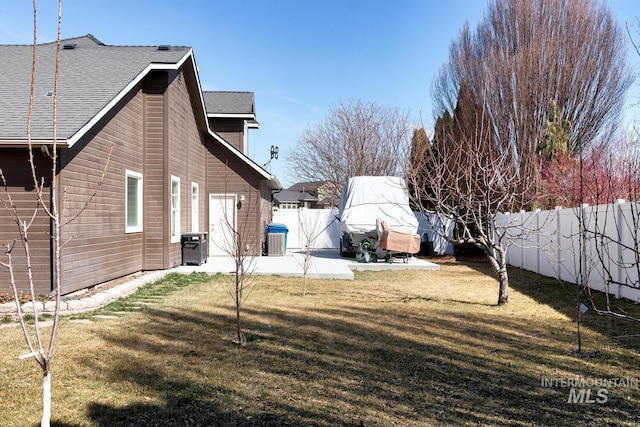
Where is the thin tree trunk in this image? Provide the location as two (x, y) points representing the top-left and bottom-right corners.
(303, 275), (307, 296)
(483, 245), (510, 305)
(235, 274), (243, 345)
(236, 302), (242, 343)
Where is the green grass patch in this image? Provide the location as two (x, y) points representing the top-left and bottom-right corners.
(71, 272), (210, 320)
(7, 312), (54, 325)
(1, 263), (639, 426)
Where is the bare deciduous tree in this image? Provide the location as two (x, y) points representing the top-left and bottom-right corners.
(407, 113), (537, 305)
(298, 208), (324, 296)
(0, 2), (110, 425)
(212, 166), (260, 346)
(432, 0), (633, 172)
(287, 99), (412, 197)
(0, 5), (63, 426)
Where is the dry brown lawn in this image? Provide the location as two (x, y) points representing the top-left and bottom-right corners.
(1, 259), (639, 426)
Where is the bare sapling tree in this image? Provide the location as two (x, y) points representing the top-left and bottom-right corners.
(297, 208), (324, 296)
(0, 2), (111, 425)
(571, 135), (640, 332)
(508, 131), (640, 350)
(213, 164), (259, 345)
(287, 99), (412, 200)
(407, 112), (537, 305)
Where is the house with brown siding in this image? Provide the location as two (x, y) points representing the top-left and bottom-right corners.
(0, 35), (281, 296)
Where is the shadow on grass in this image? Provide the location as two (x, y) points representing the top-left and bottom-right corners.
(78, 294), (640, 426)
(447, 258), (640, 356)
(504, 264), (640, 354)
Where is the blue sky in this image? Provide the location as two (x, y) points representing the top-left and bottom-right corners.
(1, 1), (638, 187)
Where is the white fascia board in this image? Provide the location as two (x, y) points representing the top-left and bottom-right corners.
(194, 67), (271, 182)
(270, 175), (283, 190)
(207, 129), (271, 180)
(66, 50), (194, 148)
(207, 113), (256, 120)
(188, 52), (209, 129)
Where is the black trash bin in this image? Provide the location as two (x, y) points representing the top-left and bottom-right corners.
(181, 232), (208, 265)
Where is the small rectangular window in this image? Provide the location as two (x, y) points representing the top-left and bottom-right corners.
(125, 171), (143, 233)
(170, 176), (181, 243)
(191, 182), (199, 233)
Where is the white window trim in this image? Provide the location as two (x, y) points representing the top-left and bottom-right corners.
(191, 182), (199, 233)
(170, 176), (181, 243)
(125, 170), (143, 233)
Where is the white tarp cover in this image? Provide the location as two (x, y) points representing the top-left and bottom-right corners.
(338, 176), (418, 234)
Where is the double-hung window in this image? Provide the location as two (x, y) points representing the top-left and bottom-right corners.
(170, 176), (181, 243)
(125, 170), (143, 233)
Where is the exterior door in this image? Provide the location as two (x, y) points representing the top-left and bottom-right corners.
(209, 194), (237, 256)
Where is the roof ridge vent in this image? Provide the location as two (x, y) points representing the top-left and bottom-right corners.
(62, 43), (77, 50)
(157, 45), (171, 51)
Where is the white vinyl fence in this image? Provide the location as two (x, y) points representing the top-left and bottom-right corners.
(496, 200), (640, 302)
(271, 208), (454, 254)
(272, 208), (342, 250)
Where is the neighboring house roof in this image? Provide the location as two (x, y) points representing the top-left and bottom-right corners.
(203, 91), (259, 128)
(287, 180), (340, 207)
(273, 190), (318, 204)
(287, 181), (326, 194)
(0, 34), (281, 189)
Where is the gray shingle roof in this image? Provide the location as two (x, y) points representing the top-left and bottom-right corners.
(203, 91), (255, 116)
(0, 34), (191, 142)
(273, 190), (318, 204)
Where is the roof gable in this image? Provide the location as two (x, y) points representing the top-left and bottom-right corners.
(0, 34), (280, 189)
(0, 34), (191, 144)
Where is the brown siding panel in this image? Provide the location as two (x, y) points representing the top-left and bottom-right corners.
(167, 70), (207, 265)
(205, 139), (264, 255)
(143, 72), (169, 270)
(0, 149), (53, 295)
(58, 88), (146, 294)
(209, 118), (245, 152)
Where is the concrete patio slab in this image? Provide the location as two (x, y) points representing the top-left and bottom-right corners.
(175, 249), (439, 280)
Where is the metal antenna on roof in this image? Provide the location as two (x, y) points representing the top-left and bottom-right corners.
(263, 145), (279, 171)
